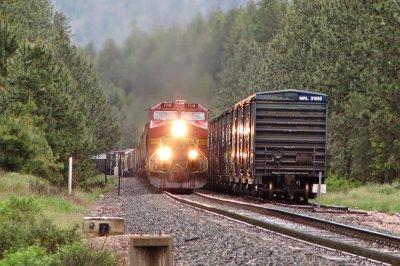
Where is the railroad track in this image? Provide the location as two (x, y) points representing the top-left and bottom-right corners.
(164, 191), (400, 265)
(270, 200), (368, 214)
(199, 190), (367, 214)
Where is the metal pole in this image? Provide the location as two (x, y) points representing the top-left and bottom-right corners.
(317, 171), (322, 209)
(68, 157), (73, 195)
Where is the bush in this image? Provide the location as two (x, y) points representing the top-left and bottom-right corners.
(80, 174), (117, 192)
(33, 220), (81, 253)
(366, 183), (399, 196)
(0, 197), (40, 256)
(1, 243), (116, 266)
(0, 111), (61, 183)
(325, 173), (361, 192)
(0, 197), (80, 258)
(29, 178), (51, 195)
(0, 174), (116, 264)
(0, 173), (62, 197)
(80, 175), (106, 191)
(57, 242), (115, 266)
(318, 183), (400, 213)
(0, 245), (54, 266)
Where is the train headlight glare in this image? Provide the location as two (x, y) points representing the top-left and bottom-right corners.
(188, 149), (198, 160)
(171, 119), (187, 138)
(157, 146), (172, 161)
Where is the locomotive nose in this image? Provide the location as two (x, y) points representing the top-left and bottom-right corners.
(171, 119), (187, 138)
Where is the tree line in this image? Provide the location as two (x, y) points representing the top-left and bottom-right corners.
(95, 0), (400, 183)
(0, 0), (118, 184)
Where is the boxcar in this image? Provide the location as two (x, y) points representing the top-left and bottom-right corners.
(208, 90), (328, 202)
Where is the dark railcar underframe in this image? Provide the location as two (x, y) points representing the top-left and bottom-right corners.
(208, 90), (328, 201)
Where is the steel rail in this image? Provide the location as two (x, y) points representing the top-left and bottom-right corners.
(195, 192), (400, 247)
(237, 194), (367, 214)
(164, 191), (400, 265)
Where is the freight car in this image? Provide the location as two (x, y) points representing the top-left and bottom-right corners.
(136, 100), (208, 190)
(105, 149), (137, 177)
(208, 90), (328, 202)
(121, 149), (136, 176)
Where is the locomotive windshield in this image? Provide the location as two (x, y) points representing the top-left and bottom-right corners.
(153, 111), (178, 120)
(181, 111), (205, 121)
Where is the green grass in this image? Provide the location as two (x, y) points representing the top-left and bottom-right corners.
(0, 172), (114, 228)
(0, 171), (116, 264)
(0, 172), (38, 198)
(313, 175), (400, 214)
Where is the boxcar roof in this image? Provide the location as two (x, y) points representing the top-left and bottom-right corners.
(211, 89), (328, 122)
(254, 89), (327, 97)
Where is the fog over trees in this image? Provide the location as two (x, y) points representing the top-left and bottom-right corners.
(52, 0), (250, 46)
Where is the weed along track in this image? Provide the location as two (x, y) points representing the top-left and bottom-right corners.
(164, 191), (400, 265)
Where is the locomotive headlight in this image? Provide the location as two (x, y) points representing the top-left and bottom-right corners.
(157, 146), (172, 161)
(188, 149), (198, 160)
(171, 119), (187, 138)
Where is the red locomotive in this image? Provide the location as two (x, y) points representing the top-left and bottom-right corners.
(137, 100), (208, 190)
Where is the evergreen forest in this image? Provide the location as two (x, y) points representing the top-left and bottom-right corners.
(94, 0), (400, 183)
(1, 1), (400, 263)
(1, 0), (399, 184)
(0, 0), (118, 185)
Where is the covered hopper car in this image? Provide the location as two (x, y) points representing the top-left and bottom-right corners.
(208, 90), (328, 202)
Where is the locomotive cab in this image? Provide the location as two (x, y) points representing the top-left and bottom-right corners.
(139, 100), (208, 190)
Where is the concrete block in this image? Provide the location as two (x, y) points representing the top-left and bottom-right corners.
(130, 235), (173, 266)
(83, 217), (124, 237)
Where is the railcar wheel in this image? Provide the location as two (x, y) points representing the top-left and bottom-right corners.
(239, 184), (246, 196)
(267, 181), (274, 200)
(292, 196), (302, 204)
(234, 183), (240, 195)
(303, 183), (309, 203)
(231, 183), (238, 195)
(237, 184), (243, 195)
(223, 182), (230, 192)
(245, 184), (251, 196)
(250, 185), (259, 197)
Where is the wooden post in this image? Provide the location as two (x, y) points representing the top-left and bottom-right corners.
(104, 155), (108, 185)
(68, 157), (73, 195)
(118, 153), (122, 196)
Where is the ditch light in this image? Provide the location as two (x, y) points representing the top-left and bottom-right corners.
(157, 146), (172, 161)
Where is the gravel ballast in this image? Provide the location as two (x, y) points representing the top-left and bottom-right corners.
(91, 176), (383, 265)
